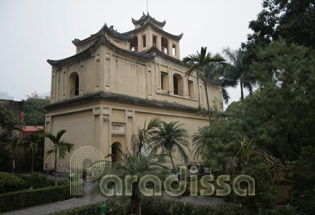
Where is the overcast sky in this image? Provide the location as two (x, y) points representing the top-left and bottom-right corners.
(0, 0), (263, 107)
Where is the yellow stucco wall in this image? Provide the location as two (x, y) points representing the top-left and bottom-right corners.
(45, 20), (223, 173)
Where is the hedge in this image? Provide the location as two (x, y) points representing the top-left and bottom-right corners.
(0, 172), (28, 194)
(49, 197), (297, 215)
(0, 185), (71, 213)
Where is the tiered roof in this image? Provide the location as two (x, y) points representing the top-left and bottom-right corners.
(131, 12), (166, 27)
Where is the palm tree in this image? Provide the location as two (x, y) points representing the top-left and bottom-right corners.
(192, 126), (211, 159)
(204, 63), (237, 104)
(23, 129), (44, 174)
(223, 48), (256, 101)
(132, 118), (161, 157)
(226, 135), (285, 183)
(7, 137), (20, 173)
(183, 47), (226, 125)
(45, 129), (74, 186)
(150, 121), (190, 171)
(93, 143), (167, 215)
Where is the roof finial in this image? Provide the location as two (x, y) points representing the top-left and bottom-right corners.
(146, 0), (149, 14)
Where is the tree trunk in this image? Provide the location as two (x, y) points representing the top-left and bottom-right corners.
(204, 79), (212, 126)
(54, 151), (58, 186)
(240, 79), (244, 101)
(168, 150), (176, 172)
(12, 159), (15, 173)
(31, 151), (34, 174)
(197, 76), (201, 106)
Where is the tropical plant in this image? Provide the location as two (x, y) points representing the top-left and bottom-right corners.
(92, 143), (168, 215)
(131, 118), (161, 157)
(226, 135), (285, 182)
(183, 47), (226, 125)
(0, 106), (22, 141)
(290, 146), (315, 215)
(150, 121), (190, 171)
(191, 126), (211, 160)
(7, 137), (21, 173)
(23, 129), (45, 174)
(234, 156), (278, 213)
(45, 130), (74, 186)
(223, 48), (256, 102)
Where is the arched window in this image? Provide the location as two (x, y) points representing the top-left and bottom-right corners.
(111, 142), (122, 163)
(69, 72), (79, 97)
(161, 37), (168, 54)
(173, 74), (183, 96)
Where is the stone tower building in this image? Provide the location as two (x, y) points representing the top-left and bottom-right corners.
(45, 13), (223, 172)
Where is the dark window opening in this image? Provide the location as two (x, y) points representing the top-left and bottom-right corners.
(173, 74), (183, 96)
(74, 75), (79, 96)
(153, 36), (157, 46)
(70, 72), (79, 97)
(142, 35), (146, 48)
(130, 36), (138, 52)
(161, 37), (168, 54)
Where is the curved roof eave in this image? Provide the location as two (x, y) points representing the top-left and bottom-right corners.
(132, 12), (166, 27)
(72, 24), (133, 46)
(48, 35), (155, 67)
(125, 21), (183, 40)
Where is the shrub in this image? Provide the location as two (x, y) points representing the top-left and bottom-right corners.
(17, 173), (68, 188)
(290, 146), (315, 215)
(234, 156), (278, 213)
(0, 184), (71, 212)
(49, 197), (297, 215)
(0, 172), (28, 194)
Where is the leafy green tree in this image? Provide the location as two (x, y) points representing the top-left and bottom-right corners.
(24, 92), (50, 126)
(183, 47), (226, 125)
(0, 107), (23, 173)
(193, 118), (242, 170)
(235, 156), (277, 214)
(0, 106), (22, 139)
(151, 121), (190, 171)
(45, 130), (74, 186)
(248, 39), (315, 160)
(243, 0), (315, 65)
(23, 129), (45, 174)
(290, 146), (315, 215)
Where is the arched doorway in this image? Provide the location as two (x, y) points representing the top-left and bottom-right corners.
(69, 72), (79, 97)
(111, 142), (122, 163)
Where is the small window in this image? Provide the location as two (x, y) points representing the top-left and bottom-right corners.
(153, 36), (157, 46)
(161, 37), (168, 54)
(69, 72), (79, 97)
(188, 80), (194, 97)
(161, 72), (169, 91)
(173, 74), (183, 96)
(142, 35), (146, 48)
(172, 44), (177, 56)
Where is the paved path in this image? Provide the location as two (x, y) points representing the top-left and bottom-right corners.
(1, 182), (224, 215)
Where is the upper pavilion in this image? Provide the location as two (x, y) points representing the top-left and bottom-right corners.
(71, 13), (183, 59)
